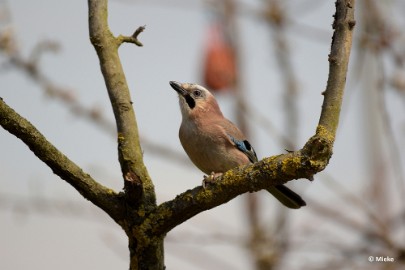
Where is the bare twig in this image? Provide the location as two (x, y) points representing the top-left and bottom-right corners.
(1, 1), (357, 269)
(0, 31), (189, 165)
(117, 25), (146, 47)
(0, 191), (112, 223)
(318, 0), (355, 135)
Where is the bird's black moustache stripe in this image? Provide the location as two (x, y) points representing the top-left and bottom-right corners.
(185, 94), (195, 109)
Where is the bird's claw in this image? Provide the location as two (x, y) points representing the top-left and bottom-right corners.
(202, 172), (222, 189)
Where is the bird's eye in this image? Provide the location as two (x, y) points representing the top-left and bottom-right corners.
(193, 90), (202, 97)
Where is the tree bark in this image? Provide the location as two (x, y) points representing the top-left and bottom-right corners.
(88, 0), (164, 268)
(88, 0), (155, 207)
(0, 0), (355, 269)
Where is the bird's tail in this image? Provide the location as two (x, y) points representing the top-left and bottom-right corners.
(266, 185), (306, 209)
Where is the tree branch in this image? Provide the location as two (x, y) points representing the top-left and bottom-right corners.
(0, 31), (189, 166)
(149, 140), (326, 236)
(117, 25), (146, 47)
(0, 98), (124, 223)
(319, 0), (355, 135)
(149, 0), (356, 236)
(88, 0), (154, 206)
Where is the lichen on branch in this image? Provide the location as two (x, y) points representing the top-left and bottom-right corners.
(148, 0), (356, 237)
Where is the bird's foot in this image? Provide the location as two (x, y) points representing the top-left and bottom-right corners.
(202, 172), (223, 189)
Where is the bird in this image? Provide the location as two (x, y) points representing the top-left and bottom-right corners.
(169, 81), (306, 209)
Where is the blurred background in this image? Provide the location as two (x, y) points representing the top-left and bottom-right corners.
(1, 0), (404, 269)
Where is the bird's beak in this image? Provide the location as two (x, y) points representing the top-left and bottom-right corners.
(169, 81), (188, 97)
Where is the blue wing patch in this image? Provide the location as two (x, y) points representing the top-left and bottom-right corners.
(228, 135), (258, 163)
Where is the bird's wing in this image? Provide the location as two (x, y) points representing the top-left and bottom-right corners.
(215, 119), (306, 209)
(228, 135), (258, 163)
(218, 119), (258, 163)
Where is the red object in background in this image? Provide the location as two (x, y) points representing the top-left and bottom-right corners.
(202, 23), (237, 92)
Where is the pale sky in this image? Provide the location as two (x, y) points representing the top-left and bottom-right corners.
(1, 0), (404, 269)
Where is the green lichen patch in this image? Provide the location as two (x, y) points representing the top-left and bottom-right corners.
(281, 156), (303, 176)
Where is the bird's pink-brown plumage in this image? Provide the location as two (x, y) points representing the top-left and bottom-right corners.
(179, 95), (250, 174)
(170, 81), (306, 209)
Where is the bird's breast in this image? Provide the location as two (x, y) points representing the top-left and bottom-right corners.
(179, 120), (249, 174)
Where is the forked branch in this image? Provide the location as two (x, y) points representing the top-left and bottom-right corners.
(88, 0), (154, 206)
(149, 0), (356, 236)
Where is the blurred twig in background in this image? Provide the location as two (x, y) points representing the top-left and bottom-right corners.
(0, 11), (188, 165)
(1, 0), (405, 269)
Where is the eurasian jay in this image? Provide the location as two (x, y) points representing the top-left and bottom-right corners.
(169, 81), (306, 209)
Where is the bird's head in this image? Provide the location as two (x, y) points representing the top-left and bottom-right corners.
(169, 81), (222, 119)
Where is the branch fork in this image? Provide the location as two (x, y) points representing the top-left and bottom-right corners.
(0, 0), (356, 269)
(117, 25), (146, 47)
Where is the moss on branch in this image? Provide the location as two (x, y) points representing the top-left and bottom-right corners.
(145, 0), (356, 238)
(0, 1), (355, 269)
(147, 125), (334, 236)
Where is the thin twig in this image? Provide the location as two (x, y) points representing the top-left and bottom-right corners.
(0, 30), (189, 165)
(117, 25), (146, 47)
